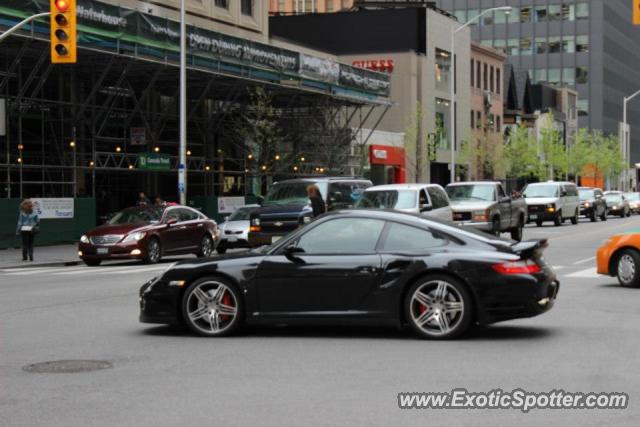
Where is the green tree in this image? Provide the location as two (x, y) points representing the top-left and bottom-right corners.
(403, 102), (429, 182)
(504, 125), (540, 179)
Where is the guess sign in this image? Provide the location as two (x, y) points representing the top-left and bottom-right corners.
(352, 59), (395, 73)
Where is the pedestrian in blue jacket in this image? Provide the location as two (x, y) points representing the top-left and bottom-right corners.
(16, 199), (39, 261)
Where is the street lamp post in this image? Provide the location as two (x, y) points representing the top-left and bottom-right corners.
(178, 0), (187, 205)
(17, 144), (23, 199)
(450, 6), (511, 183)
(623, 89), (640, 191)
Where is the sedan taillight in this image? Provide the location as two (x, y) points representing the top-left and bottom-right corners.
(492, 260), (541, 275)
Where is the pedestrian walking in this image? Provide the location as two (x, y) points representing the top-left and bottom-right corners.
(154, 195), (167, 207)
(16, 199), (39, 262)
(307, 184), (326, 218)
(137, 191), (151, 206)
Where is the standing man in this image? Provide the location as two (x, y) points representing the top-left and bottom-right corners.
(306, 184), (326, 218)
(16, 199), (40, 262)
(137, 191), (151, 206)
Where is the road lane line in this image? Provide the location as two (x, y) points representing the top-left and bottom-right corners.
(574, 256), (596, 265)
(565, 267), (599, 278)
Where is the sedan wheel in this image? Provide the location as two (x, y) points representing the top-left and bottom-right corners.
(571, 209), (579, 225)
(405, 276), (472, 339)
(182, 278), (242, 336)
(197, 235), (213, 258)
(617, 250), (640, 288)
(144, 238), (161, 264)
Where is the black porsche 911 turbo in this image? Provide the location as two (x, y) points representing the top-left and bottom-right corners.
(139, 209), (559, 339)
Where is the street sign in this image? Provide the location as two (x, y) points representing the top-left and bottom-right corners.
(137, 152), (170, 171)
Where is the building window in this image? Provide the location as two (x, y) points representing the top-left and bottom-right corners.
(241, 0), (254, 16)
(490, 66), (494, 92)
(476, 111), (482, 128)
(535, 37), (547, 54)
(483, 11), (494, 26)
(535, 69), (548, 84)
(562, 35), (575, 53)
(535, 6), (547, 22)
(467, 9), (479, 26)
(548, 5), (562, 21)
(481, 39), (493, 47)
(470, 110), (475, 129)
(507, 39), (519, 56)
(476, 61), (481, 89)
(435, 100), (450, 148)
(496, 69), (501, 95)
(507, 7), (520, 23)
(454, 10), (467, 23)
(327, 1), (334, 12)
(520, 7), (532, 23)
(214, 0), (229, 9)
(576, 67), (589, 84)
(576, 35), (589, 52)
(496, 116), (501, 132)
(548, 37), (561, 53)
(562, 3), (575, 20)
(520, 37), (532, 55)
(494, 39), (506, 51)
(470, 59), (474, 87)
(548, 68), (561, 86)
(577, 99), (589, 116)
(483, 63), (488, 90)
(576, 3), (589, 20)
(494, 9), (508, 24)
(435, 48), (451, 92)
(563, 68), (575, 86)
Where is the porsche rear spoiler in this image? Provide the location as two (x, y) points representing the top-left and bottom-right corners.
(511, 238), (549, 259)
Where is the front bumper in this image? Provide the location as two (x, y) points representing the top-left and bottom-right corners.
(248, 231), (290, 247)
(454, 221), (491, 231)
(139, 277), (182, 325)
(78, 241), (145, 260)
(527, 211), (556, 222)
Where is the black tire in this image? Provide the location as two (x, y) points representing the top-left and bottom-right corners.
(600, 208), (607, 221)
(182, 276), (243, 337)
(491, 217), (501, 236)
(620, 210), (625, 218)
(627, 209), (632, 217)
(510, 219), (523, 242)
(404, 274), (473, 340)
(216, 245), (227, 254)
(197, 234), (214, 258)
(83, 259), (101, 267)
(143, 237), (161, 264)
(553, 210), (562, 227)
(571, 209), (579, 225)
(589, 209), (597, 222)
(615, 249), (640, 288)
(536, 220), (543, 227)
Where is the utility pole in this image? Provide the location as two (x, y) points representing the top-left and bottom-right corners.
(178, 0), (187, 205)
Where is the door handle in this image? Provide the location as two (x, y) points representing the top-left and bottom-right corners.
(355, 266), (377, 275)
(385, 260), (413, 274)
(197, 223), (203, 227)
(178, 226), (187, 230)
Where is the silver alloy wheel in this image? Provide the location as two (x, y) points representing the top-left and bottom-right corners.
(201, 235), (212, 257)
(186, 281), (238, 335)
(618, 254), (636, 284)
(410, 280), (464, 336)
(148, 239), (160, 263)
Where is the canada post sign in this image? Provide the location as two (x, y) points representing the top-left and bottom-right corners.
(138, 153), (171, 171)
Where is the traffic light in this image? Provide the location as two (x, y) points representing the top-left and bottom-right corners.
(50, 0), (76, 63)
(635, 0), (640, 25)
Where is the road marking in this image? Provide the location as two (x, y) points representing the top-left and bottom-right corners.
(1, 265), (167, 276)
(551, 266), (565, 270)
(565, 267), (599, 278)
(574, 256), (596, 265)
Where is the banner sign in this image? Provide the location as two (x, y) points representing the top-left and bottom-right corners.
(138, 153), (171, 171)
(217, 197), (246, 214)
(31, 198), (74, 219)
(0, 0), (390, 98)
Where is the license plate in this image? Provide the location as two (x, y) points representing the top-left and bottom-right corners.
(529, 214), (538, 220)
(97, 247), (108, 254)
(227, 236), (238, 242)
(271, 236), (281, 243)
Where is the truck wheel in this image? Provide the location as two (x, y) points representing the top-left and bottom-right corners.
(491, 217), (501, 236)
(589, 209), (597, 222)
(510, 222), (523, 242)
(553, 211), (562, 227)
(571, 209), (579, 225)
(600, 208), (607, 221)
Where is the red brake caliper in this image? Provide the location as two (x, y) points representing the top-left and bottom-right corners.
(220, 291), (234, 321)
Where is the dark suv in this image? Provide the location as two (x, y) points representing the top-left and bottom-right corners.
(248, 177), (372, 246)
(578, 187), (607, 222)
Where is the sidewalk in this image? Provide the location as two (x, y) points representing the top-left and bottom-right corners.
(0, 244), (79, 269)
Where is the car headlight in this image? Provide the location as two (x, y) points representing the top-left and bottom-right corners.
(584, 202), (591, 208)
(302, 216), (312, 224)
(122, 231), (146, 243)
(80, 235), (89, 244)
(472, 210), (489, 222)
(546, 204), (556, 212)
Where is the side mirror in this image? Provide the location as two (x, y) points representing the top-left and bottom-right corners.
(166, 218), (178, 226)
(283, 245), (305, 262)
(419, 203), (432, 212)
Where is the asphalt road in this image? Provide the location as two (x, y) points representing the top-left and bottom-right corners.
(2, 215), (640, 427)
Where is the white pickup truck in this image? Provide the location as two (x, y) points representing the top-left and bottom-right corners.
(445, 181), (528, 241)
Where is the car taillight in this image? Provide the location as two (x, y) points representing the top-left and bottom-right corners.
(492, 260), (541, 275)
(250, 225), (261, 232)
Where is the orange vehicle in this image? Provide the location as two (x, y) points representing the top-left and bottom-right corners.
(596, 230), (640, 287)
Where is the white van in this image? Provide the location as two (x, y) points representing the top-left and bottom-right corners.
(523, 181), (580, 226)
(354, 183), (453, 222)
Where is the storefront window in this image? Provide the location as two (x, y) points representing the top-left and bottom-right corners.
(435, 48), (451, 92)
(548, 5), (562, 21)
(563, 68), (575, 86)
(520, 37), (533, 55)
(562, 35), (575, 53)
(562, 3), (575, 20)
(548, 68), (561, 86)
(548, 37), (561, 53)
(520, 7), (532, 23)
(576, 3), (589, 20)
(535, 37), (547, 54)
(535, 6), (548, 22)
(576, 35), (589, 52)
(576, 67), (588, 84)
(535, 69), (548, 84)
(507, 39), (519, 56)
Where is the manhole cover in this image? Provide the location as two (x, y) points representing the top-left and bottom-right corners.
(22, 360), (113, 373)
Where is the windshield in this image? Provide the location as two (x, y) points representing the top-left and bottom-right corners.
(446, 185), (495, 202)
(355, 190), (417, 210)
(108, 208), (161, 225)
(228, 206), (256, 221)
(263, 182), (328, 206)
(523, 184), (559, 198)
(579, 189), (594, 200)
(605, 194), (623, 204)
(624, 193), (640, 201)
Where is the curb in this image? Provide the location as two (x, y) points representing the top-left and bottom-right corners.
(0, 260), (80, 270)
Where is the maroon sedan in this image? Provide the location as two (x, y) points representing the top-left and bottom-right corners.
(78, 205), (219, 266)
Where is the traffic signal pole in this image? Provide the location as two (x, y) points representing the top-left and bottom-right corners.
(0, 12), (50, 43)
(178, 0), (187, 205)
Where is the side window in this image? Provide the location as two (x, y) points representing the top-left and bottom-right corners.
(419, 189), (430, 206)
(381, 222), (448, 252)
(497, 185), (506, 198)
(181, 209), (199, 221)
(569, 186), (578, 197)
(164, 209), (180, 222)
(294, 218), (385, 254)
(427, 187), (449, 209)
